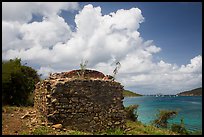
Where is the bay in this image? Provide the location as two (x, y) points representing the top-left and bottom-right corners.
(123, 96), (202, 132)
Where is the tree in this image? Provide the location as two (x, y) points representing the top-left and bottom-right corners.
(2, 59), (21, 83)
(21, 65), (40, 84)
(2, 58), (40, 106)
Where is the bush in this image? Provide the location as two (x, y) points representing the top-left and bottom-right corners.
(189, 130), (202, 135)
(171, 124), (188, 135)
(171, 117), (189, 135)
(152, 110), (177, 128)
(2, 58), (40, 106)
(125, 105), (139, 121)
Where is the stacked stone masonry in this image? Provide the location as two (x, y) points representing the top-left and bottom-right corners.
(34, 69), (126, 132)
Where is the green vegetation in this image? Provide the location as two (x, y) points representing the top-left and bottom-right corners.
(19, 124), (92, 135)
(78, 59), (88, 78)
(104, 128), (125, 135)
(122, 105), (177, 135)
(171, 123), (188, 135)
(152, 110), (178, 128)
(125, 120), (177, 135)
(125, 105), (139, 121)
(29, 121), (178, 135)
(63, 130), (90, 135)
(123, 90), (142, 97)
(31, 126), (52, 135)
(19, 131), (30, 135)
(170, 117), (188, 135)
(18, 120), (202, 135)
(188, 130), (202, 135)
(2, 58), (40, 106)
(151, 110), (190, 135)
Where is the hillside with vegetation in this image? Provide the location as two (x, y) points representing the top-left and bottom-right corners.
(123, 90), (142, 97)
(177, 87), (202, 96)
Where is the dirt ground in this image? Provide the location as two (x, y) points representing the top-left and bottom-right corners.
(2, 106), (92, 135)
(2, 106), (38, 135)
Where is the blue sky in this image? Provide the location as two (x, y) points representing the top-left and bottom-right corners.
(63, 2), (202, 66)
(2, 2), (202, 94)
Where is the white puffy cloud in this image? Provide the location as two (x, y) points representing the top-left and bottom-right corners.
(2, 2), (74, 64)
(118, 55), (202, 94)
(2, 3), (202, 95)
(2, 2), (79, 23)
(145, 45), (161, 53)
(20, 16), (72, 48)
(2, 21), (22, 51)
(179, 55), (202, 73)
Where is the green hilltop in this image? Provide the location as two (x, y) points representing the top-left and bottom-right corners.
(123, 90), (142, 97)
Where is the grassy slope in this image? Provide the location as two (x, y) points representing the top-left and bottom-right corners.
(123, 90), (142, 97)
(125, 120), (178, 135)
(23, 120), (179, 135)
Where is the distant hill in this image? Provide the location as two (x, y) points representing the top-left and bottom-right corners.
(123, 90), (142, 97)
(177, 87), (202, 96)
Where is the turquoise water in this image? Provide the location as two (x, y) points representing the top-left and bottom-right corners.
(123, 96), (202, 132)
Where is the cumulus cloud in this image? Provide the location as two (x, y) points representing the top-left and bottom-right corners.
(2, 3), (202, 94)
(179, 55), (202, 73)
(2, 2), (79, 23)
(118, 55), (202, 94)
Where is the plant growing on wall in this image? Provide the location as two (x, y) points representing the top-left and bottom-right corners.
(113, 61), (121, 79)
(78, 59), (88, 78)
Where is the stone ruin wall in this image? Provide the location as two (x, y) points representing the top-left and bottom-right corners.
(34, 69), (126, 132)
